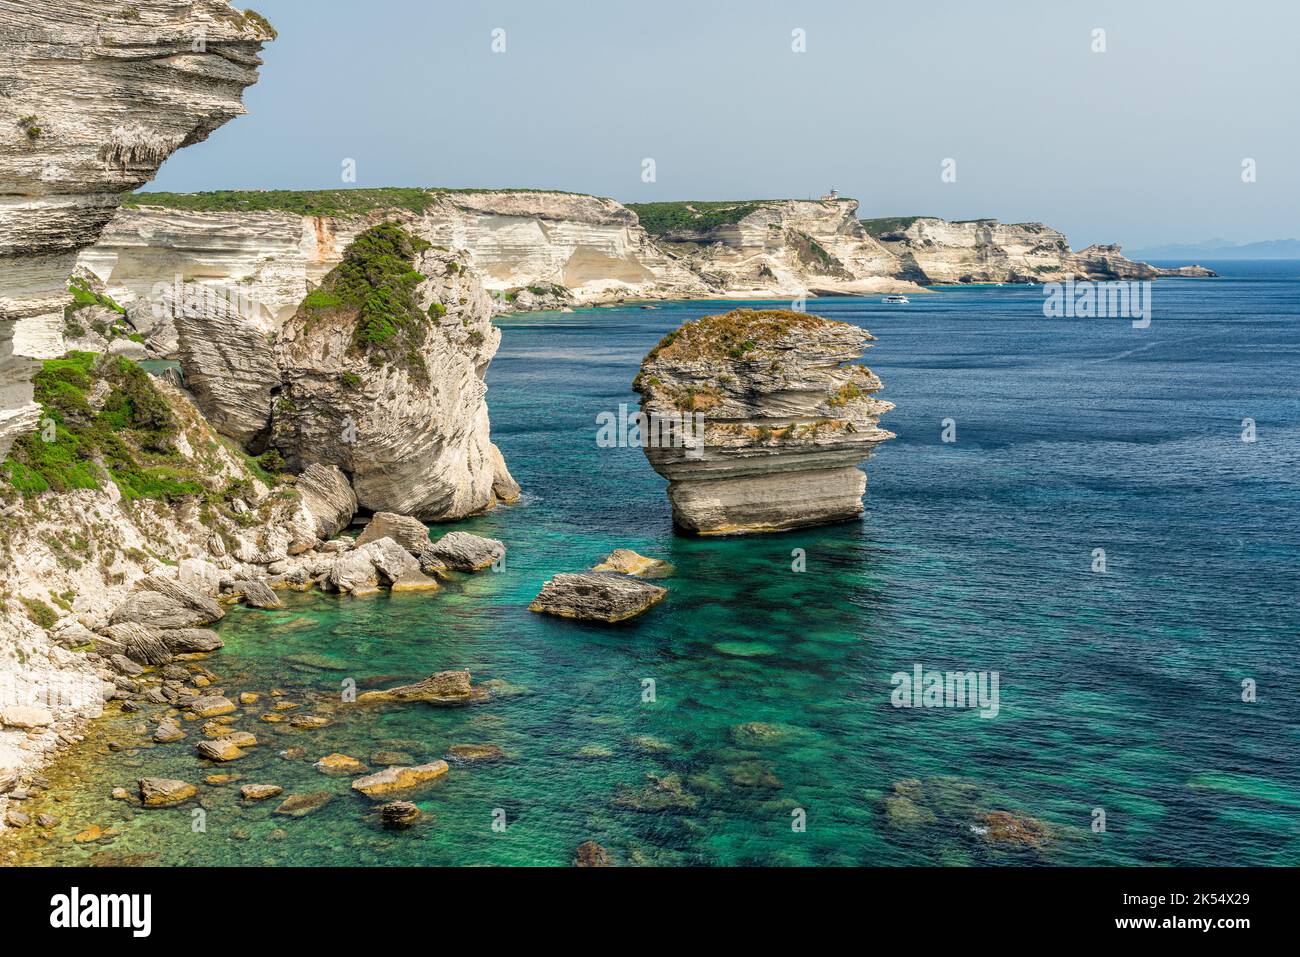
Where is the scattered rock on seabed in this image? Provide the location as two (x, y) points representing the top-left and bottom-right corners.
(351, 762), (449, 798)
(574, 840), (612, 866)
(380, 801), (422, 828)
(355, 670), (479, 706)
(591, 549), (674, 578)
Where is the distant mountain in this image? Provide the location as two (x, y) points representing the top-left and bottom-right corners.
(1128, 238), (1300, 260)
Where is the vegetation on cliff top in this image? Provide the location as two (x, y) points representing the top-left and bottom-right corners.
(627, 201), (767, 237)
(123, 187), (591, 218)
(1, 352), (206, 501)
(859, 216), (927, 238)
(297, 222), (434, 383)
(641, 308), (838, 365)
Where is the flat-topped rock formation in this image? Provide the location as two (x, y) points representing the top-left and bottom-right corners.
(634, 308), (894, 534)
(0, 0), (273, 459)
(865, 217), (1215, 283)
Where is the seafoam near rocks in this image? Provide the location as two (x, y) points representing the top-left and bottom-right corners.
(0, 0), (273, 459)
(634, 308), (894, 534)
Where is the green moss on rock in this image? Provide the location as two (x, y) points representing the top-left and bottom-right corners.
(1, 352), (206, 502)
(296, 222), (434, 383)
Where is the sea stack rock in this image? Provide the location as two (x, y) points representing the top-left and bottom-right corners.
(633, 308), (894, 534)
(271, 222), (518, 519)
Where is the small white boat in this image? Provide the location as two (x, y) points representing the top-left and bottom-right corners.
(882, 295), (910, 304)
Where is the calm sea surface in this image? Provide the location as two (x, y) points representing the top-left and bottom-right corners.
(13, 262), (1300, 866)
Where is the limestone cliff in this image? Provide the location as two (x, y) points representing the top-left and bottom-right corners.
(78, 190), (708, 335)
(0, 350), (333, 798)
(634, 308), (894, 535)
(270, 223), (518, 520)
(0, 0), (273, 459)
(865, 217), (1215, 283)
(630, 199), (916, 297)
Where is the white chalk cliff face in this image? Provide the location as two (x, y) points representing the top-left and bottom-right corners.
(79, 191), (709, 337)
(641, 199), (915, 297)
(868, 218), (1215, 283)
(0, 0), (273, 458)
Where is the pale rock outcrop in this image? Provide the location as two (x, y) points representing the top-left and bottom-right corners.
(868, 218), (1217, 283)
(422, 531), (505, 571)
(294, 463), (357, 539)
(529, 573), (667, 623)
(355, 512), (430, 555)
(634, 308), (894, 534)
(173, 286), (281, 447)
(108, 575), (225, 630)
(634, 199), (916, 298)
(356, 670), (477, 706)
(322, 537), (429, 595)
(0, 0), (273, 459)
(351, 761), (449, 798)
(271, 230), (518, 519)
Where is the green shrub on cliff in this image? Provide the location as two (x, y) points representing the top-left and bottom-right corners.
(628, 201), (765, 237)
(298, 222), (435, 383)
(1, 352), (205, 501)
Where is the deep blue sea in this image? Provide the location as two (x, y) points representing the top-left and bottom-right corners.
(15, 262), (1299, 866)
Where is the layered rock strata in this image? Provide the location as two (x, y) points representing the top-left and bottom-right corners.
(634, 308), (894, 534)
(866, 218), (1215, 283)
(529, 573), (667, 623)
(632, 198), (916, 297)
(270, 224), (518, 520)
(0, 0), (273, 459)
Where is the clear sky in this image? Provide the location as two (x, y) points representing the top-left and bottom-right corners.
(149, 0), (1299, 247)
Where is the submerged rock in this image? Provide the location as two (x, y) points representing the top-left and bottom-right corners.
(611, 772), (699, 813)
(188, 695), (237, 718)
(444, 744), (505, 763)
(196, 738), (247, 762)
(225, 579), (283, 609)
(241, 784), (283, 801)
(529, 573), (666, 623)
(379, 801), (422, 828)
(351, 761), (449, 798)
(315, 753), (369, 775)
(139, 778), (198, 808)
(976, 811), (1052, 848)
(591, 549), (674, 578)
(633, 308), (894, 534)
(273, 791), (334, 817)
(356, 670), (476, 707)
(574, 840), (612, 867)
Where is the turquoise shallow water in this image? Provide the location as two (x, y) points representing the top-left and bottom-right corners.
(15, 263), (1300, 866)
